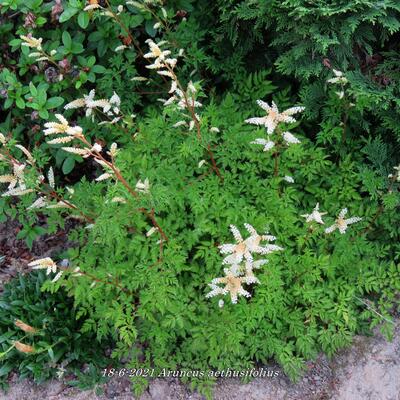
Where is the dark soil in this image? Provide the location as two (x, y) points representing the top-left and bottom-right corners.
(0, 217), (77, 292)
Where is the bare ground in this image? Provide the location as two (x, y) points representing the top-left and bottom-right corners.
(0, 218), (76, 292)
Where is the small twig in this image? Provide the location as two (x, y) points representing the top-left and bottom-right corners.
(207, 144), (223, 182)
(273, 151), (279, 177)
(7, 11), (21, 18)
(73, 268), (134, 296)
(163, 64), (223, 181)
(79, 136), (169, 242)
(354, 295), (395, 325)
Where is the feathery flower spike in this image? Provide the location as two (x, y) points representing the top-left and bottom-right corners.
(219, 224), (250, 265)
(135, 178), (150, 193)
(144, 40), (172, 69)
(14, 341), (35, 353)
(250, 138), (275, 151)
(61, 147), (91, 157)
(2, 187), (34, 197)
(47, 167), (55, 188)
(20, 35), (43, 50)
(15, 319), (38, 334)
(27, 196), (48, 210)
(325, 208), (362, 234)
(301, 203), (327, 225)
(284, 175), (294, 183)
(43, 114), (83, 137)
(206, 268), (252, 304)
(64, 90), (116, 118)
(219, 224), (282, 265)
(84, 3), (103, 11)
(244, 223), (282, 255)
(282, 131), (300, 145)
(28, 257), (57, 275)
(244, 259), (268, 283)
(95, 172), (113, 182)
(327, 69), (348, 84)
(245, 100), (304, 134)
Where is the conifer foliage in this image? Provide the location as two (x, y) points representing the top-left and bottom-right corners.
(0, 0), (400, 397)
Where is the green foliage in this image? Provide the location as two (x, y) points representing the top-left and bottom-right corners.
(0, 271), (112, 390)
(55, 84), (400, 393)
(0, 0), (399, 398)
(171, 0), (400, 145)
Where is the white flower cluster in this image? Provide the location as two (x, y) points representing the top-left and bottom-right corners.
(0, 161), (33, 197)
(327, 69), (348, 85)
(64, 90), (121, 123)
(143, 40), (206, 132)
(324, 208), (362, 234)
(0, 134), (80, 209)
(44, 114), (83, 142)
(43, 114), (120, 183)
(20, 35), (46, 61)
(20, 35), (42, 51)
(0, 136), (35, 197)
(135, 178), (150, 193)
(389, 165), (400, 182)
(301, 203), (327, 225)
(245, 100), (304, 151)
(144, 39), (177, 71)
(206, 224), (283, 305)
(0, 134), (74, 210)
(327, 69), (348, 99)
(43, 114), (84, 145)
(20, 35), (58, 65)
(301, 203), (362, 234)
(27, 257), (82, 283)
(28, 257), (63, 282)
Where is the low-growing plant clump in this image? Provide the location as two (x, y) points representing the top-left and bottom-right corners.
(0, 271), (112, 391)
(0, 0), (399, 398)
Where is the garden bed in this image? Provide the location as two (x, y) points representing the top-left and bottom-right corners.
(1, 1), (400, 399)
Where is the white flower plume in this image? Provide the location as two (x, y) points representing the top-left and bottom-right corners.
(43, 114), (83, 137)
(219, 224), (282, 266)
(282, 131), (300, 145)
(136, 178), (150, 193)
(301, 203), (327, 225)
(144, 39), (173, 70)
(325, 208), (362, 234)
(205, 268), (252, 304)
(64, 90), (121, 120)
(327, 69), (348, 85)
(245, 100), (304, 134)
(207, 224), (282, 305)
(28, 257), (57, 275)
(20, 35), (43, 51)
(250, 138), (275, 152)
